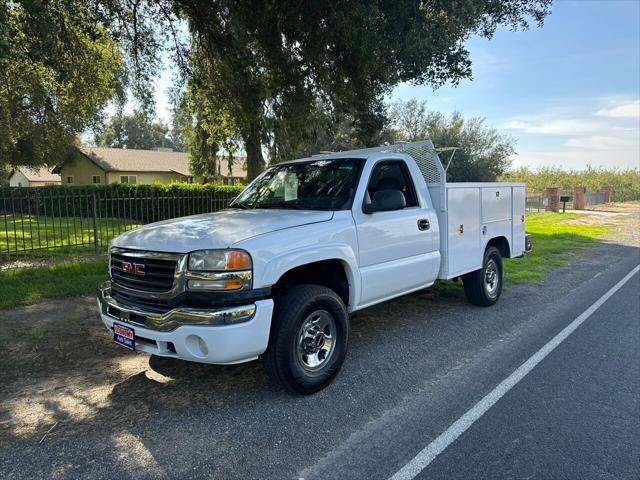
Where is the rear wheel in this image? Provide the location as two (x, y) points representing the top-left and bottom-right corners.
(463, 246), (503, 306)
(263, 284), (348, 394)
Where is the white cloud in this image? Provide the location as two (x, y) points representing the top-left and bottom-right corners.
(564, 131), (638, 150)
(502, 119), (602, 135)
(596, 100), (640, 119)
(503, 101), (640, 170)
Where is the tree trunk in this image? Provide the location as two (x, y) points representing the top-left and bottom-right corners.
(245, 122), (266, 181)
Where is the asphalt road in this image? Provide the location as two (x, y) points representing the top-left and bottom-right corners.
(1, 241), (639, 479)
(412, 267), (639, 480)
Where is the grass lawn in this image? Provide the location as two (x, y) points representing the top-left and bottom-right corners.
(0, 214), (138, 257)
(504, 212), (610, 283)
(0, 212), (611, 309)
(0, 258), (108, 309)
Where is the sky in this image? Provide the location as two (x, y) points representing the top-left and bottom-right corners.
(150, 0), (640, 171)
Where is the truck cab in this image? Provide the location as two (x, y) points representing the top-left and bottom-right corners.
(98, 141), (529, 394)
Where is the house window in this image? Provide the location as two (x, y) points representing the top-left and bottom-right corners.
(66, 176), (73, 184)
(18, 182), (22, 187)
(120, 175), (137, 184)
(180, 176), (194, 184)
(92, 175), (101, 184)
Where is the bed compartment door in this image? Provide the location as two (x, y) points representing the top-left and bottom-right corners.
(512, 186), (526, 256)
(447, 187), (481, 275)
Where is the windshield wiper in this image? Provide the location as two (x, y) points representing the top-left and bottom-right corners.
(227, 201), (251, 210)
(260, 202), (308, 210)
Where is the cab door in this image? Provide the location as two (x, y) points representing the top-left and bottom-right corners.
(352, 158), (439, 307)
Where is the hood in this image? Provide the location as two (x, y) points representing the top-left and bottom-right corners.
(111, 209), (334, 253)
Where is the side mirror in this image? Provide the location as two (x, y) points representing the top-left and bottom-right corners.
(363, 189), (406, 214)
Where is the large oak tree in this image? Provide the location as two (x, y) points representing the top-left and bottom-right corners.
(175, 0), (551, 179)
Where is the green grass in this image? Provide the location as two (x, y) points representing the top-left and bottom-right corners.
(504, 212), (610, 284)
(0, 212), (611, 309)
(0, 215), (138, 256)
(426, 212), (610, 298)
(0, 258), (108, 309)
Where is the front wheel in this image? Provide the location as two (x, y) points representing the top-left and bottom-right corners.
(463, 246), (503, 306)
(263, 285), (349, 394)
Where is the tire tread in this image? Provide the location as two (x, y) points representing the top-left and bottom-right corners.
(263, 284), (348, 394)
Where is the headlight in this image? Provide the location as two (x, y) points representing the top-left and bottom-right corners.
(186, 249), (252, 291)
(188, 249), (252, 271)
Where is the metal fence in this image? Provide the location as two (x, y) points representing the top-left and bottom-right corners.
(526, 189), (610, 212)
(0, 187), (238, 263)
(526, 191), (547, 212)
(585, 191), (605, 206)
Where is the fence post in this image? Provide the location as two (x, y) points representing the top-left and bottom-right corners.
(573, 185), (585, 210)
(546, 187), (560, 212)
(92, 190), (99, 255)
(600, 186), (612, 203)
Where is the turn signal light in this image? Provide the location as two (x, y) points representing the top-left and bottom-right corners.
(224, 279), (244, 290)
(226, 250), (252, 270)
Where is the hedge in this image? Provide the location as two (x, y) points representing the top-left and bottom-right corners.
(0, 183), (246, 222)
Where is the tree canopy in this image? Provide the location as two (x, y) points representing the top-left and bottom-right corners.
(0, 0), (123, 167)
(1, 0), (551, 178)
(93, 111), (184, 151)
(0, 0), (172, 167)
(177, 0), (550, 178)
(388, 98), (515, 182)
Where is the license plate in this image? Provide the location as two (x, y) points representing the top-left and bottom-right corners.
(113, 322), (135, 350)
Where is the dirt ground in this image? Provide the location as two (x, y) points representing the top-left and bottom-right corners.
(567, 201), (640, 247)
(0, 202), (638, 476)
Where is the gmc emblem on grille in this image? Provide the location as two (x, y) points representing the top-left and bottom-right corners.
(122, 261), (145, 276)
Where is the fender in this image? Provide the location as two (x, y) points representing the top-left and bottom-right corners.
(482, 234), (512, 258)
(260, 243), (360, 311)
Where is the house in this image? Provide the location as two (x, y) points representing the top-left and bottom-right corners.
(8, 167), (61, 187)
(53, 147), (247, 186)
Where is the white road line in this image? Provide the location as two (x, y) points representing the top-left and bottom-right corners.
(389, 264), (640, 480)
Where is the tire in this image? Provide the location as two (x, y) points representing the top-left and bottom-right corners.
(463, 246), (503, 307)
(263, 284), (349, 394)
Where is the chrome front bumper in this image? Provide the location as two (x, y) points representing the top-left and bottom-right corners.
(97, 281), (275, 364)
(98, 281), (256, 332)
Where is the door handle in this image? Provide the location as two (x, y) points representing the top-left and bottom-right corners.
(417, 218), (430, 231)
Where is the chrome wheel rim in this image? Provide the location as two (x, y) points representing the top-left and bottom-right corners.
(484, 259), (500, 297)
(296, 310), (336, 371)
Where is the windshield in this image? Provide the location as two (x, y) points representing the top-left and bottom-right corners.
(230, 158), (363, 211)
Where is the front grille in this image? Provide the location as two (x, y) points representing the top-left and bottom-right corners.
(110, 252), (177, 293)
(110, 287), (180, 314)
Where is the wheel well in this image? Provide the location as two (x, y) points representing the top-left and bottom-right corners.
(273, 260), (350, 307)
(487, 236), (510, 258)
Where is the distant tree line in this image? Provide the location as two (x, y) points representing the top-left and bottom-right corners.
(502, 166), (640, 202)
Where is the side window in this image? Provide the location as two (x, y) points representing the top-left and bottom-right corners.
(367, 161), (419, 208)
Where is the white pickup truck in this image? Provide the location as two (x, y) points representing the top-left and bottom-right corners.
(98, 141), (531, 394)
